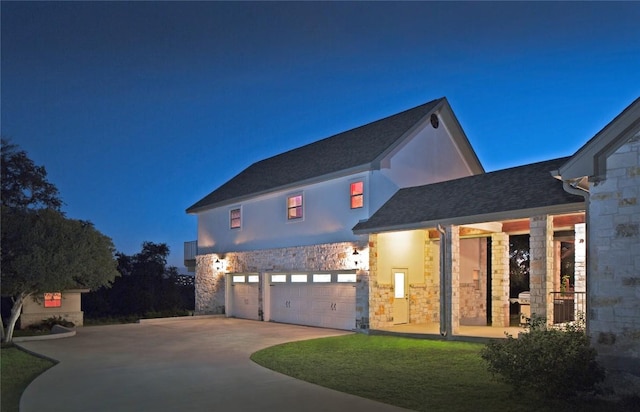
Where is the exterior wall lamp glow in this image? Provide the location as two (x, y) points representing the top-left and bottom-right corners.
(352, 248), (360, 268)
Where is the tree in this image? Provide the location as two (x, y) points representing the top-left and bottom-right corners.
(1, 138), (62, 211)
(1, 209), (119, 342)
(509, 234), (530, 297)
(83, 242), (194, 319)
(1, 139), (119, 342)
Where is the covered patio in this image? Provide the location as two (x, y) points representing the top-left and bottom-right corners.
(354, 157), (588, 339)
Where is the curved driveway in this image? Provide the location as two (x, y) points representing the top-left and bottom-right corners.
(18, 316), (408, 412)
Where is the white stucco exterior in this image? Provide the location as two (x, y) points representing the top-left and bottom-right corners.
(196, 114), (478, 255)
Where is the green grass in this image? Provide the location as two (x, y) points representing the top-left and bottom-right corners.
(1, 345), (55, 412)
(251, 334), (628, 412)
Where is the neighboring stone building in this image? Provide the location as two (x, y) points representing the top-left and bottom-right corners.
(20, 289), (89, 328)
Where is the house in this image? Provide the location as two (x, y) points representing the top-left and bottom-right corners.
(20, 289), (90, 328)
(557, 97), (640, 378)
(186, 96), (639, 379)
(186, 97), (484, 329)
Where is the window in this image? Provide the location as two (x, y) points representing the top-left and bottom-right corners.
(337, 273), (357, 283)
(287, 194), (303, 220)
(350, 181), (363, 209)
(230, 208), (241, 229)
(271, 274), (287, 283)
(44, 292), (61, 308)
(232, 275), (246, 283)
(313, 274), (332, 283)
(291, 274), (308, 283)
(248, 275), (259, 283)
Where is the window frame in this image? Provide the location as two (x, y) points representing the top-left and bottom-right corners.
(230, 207), (242, 229)
(350, 181), (364, 209)
(44, 292), (62, 308)
(286, 193), (304, 220)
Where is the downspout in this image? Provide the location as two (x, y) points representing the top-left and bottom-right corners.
(562, 177), (590, 335)
(437, 224), (448, 336)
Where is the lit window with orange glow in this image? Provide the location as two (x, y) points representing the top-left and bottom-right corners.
(44, 292), (62, 308)
(230, 208), (241, 229)
(350, 181), (364, 209)
(287, 194), (303, 220)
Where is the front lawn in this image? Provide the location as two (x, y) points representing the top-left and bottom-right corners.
(1, 345), (55, 412)
(251, 334), (623, 412)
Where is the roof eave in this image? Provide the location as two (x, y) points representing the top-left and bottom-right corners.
(186, 163), (374, 214)
(559, 97), (640, 180)
(352, 202), (585, 235)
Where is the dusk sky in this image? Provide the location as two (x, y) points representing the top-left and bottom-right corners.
(2, 2), (639, 271)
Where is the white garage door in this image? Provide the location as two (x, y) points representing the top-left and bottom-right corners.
(268, 273), (356, 330)
(229, 274), (260, 320)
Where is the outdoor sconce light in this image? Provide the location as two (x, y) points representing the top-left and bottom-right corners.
(215, 258), (222, 271)
(352, 248), (360, 268)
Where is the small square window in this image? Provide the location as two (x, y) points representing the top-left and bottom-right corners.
(350, 181), (363, 209)
(44, 292), (62, 308)
(230, 208), (241, 229)
(291, 274), (308, 283)
(287, 195), (303, 220)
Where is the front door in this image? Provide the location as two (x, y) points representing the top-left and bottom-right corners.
(393, 270), (409, 324)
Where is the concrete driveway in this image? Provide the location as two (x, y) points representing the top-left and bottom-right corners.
(18, 316), (409, 412)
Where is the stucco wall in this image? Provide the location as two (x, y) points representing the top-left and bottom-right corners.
(588, 132), (640, 376)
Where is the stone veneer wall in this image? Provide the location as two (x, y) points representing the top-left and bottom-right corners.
(574, 223), (587, 320)
(529, 215), (555, 323)
(369, 232), (441, 328)
(588, 133), (640, 376)
(195, 241), (369, 327)
(491, 232), (510, 327)
(442, 225), (460, 335)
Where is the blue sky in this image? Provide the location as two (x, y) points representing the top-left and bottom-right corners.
(2, 2), (639, 271)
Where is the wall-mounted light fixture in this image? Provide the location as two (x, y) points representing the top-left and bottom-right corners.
(352, 248), (360, 268)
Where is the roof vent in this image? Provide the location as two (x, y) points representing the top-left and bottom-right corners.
(430, 113), (439, 128)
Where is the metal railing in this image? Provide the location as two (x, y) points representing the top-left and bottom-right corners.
(550, 291), (586, 324)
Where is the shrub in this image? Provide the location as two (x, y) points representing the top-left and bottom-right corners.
(480, 315), (605, 398)
(26, 316), (75, 332)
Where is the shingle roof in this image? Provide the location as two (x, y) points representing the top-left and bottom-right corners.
(187, 98), (444, 213)
(352, 157), (585, 233)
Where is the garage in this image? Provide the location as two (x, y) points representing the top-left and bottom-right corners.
(227, 274), (260, 320)
(267, 272), (357, 330)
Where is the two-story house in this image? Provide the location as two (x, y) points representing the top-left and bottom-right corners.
(186, 97), (484, 330)
(187, 96), (640, 383)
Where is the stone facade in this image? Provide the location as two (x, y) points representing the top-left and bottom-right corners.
(529, 215), (555, 323)
(195, 241), (369, 327)
(443, 225), (460, 335)
(588, 133), (640, 375)
(491, 232), (510, 327)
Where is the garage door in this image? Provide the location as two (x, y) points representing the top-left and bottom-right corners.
(268, 273), (356, 330)
(228, 274), (260, 320)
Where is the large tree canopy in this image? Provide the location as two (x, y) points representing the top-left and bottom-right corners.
(1, 138), (62, 211)
(1, 139), (119, 342)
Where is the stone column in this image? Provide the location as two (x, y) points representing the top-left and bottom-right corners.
(424, 234), (440, 324)
(491, 232), (510, 327)
(529, 215), (554, 324)
(574, 223), (587, 321)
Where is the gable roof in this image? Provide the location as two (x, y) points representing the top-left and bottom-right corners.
(559, 97), (640, 181)
(187, 97), (483, 213)
(353, 157), (585, 234)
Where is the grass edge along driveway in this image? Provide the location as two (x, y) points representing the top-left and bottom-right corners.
(1, 345), (56, 412)
(250, 334), (622, 412)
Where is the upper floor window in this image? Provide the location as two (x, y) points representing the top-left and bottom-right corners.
(44, 292), (62, 308)
(350, 181), (364, 209)
(287, 194), (303, 220)
(230, 208), (241, 229)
